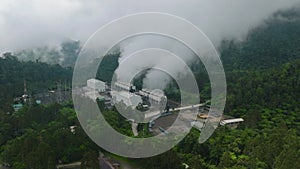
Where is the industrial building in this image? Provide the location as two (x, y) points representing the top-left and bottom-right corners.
(84, 90), (104, 101)
(220, 118), (244, 128)
(114, 81), (136, 92)
(139, 89), (167, 103)
(87, 78), (106, 92)
(111, 91), (142, 108)
(80, 79), (107, 102)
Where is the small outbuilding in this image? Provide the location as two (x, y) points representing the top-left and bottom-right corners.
(220, 118), (244, 128)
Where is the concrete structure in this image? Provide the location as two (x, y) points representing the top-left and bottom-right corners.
(87, 78), (106, 92)
(191, 121), (204, 130)
(112, 91), (142, 108)
(139, 89), (167, 103)
(114, 81), (136, 91)
(84, 90), (104, 101)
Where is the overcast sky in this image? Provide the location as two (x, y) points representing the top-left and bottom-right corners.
(0, 0), (300, 53)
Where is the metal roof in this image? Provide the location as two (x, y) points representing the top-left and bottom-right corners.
(220, 118), (244, 125)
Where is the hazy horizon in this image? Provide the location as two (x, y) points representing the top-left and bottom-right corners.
(1, 0), (300, 54)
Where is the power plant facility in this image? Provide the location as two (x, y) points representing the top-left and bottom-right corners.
(84, 90), (104, 101)
(111, 91), (142, 108)
(87, 78), (106, 92)
(114, 81), (136, 92)
(75, 78), (244, 136)
(112, 81), (167, 107)
(139, 89), (167, 103)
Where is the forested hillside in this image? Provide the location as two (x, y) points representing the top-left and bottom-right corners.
(0, 7), (299, 169)
(135, 7), (300, 169)
(0, 53), (72, 112)
(134, 59), (300, 169)
(1, 59), (298, 169)
(220, 7), (300, 71)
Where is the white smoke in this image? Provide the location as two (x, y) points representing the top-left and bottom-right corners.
(1, 0), (300, 88)
(115, 35), (196, 89)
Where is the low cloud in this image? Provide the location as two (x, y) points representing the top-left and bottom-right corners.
(0, 0), (299, 53)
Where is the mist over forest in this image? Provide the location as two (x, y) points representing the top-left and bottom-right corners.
(0, 1), (300, 169)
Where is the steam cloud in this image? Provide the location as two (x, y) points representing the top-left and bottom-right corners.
(1, 0), (299, 88)
(116, 35), (197, 89)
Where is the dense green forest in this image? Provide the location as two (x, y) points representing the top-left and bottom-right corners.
(220, 8), (300, 71)
(0, 53), (72, 112)
(1, 59), (299, 169)
(0, 7), (299, 169)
